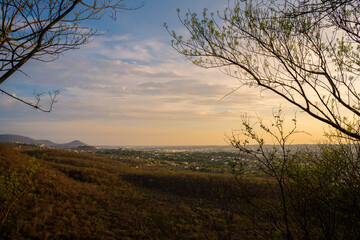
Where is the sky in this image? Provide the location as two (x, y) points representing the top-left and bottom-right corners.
(0, 0), (328, 146)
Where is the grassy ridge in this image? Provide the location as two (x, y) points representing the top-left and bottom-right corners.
(0, 143), (273, 240)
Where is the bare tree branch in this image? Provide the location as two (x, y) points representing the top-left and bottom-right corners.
(0, 0), (141, 111)
(0, 88), (59, 112)
(167, 0), (360, 140)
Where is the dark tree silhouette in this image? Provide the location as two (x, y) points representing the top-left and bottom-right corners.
(0, 0), (142, 112)
(167, 0), (360, 140)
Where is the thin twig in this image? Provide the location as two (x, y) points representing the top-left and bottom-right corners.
(0, 88), (59, 112)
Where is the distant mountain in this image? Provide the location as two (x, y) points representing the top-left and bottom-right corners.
(0, 134), (87, 148)
(55, 140), (88, 148)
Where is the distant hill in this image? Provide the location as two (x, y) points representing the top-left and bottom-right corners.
(0, 134), (87, 148)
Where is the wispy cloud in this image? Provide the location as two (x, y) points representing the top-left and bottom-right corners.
(0, 33), (294, 144)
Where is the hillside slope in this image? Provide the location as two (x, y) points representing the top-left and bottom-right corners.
(0, 143), (267, 240)
(0, 134), (87, 148)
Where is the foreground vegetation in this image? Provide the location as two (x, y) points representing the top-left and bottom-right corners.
(1, 124), (360, 240)
(0, 143), (273, 239)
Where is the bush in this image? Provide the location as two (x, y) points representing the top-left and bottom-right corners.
(0, 155), (40, 237)
(228, 109), (360, 240)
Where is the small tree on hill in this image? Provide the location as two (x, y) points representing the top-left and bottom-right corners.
(227, 110), (360, 239)
(168, 1), (360, 238)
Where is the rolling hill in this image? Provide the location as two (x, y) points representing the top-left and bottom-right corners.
(0, 134), (87, 148)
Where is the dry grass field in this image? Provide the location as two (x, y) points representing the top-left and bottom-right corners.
(0, 143), (275, 240)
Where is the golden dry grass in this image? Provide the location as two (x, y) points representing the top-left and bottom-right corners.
(0, 143), (273, 240)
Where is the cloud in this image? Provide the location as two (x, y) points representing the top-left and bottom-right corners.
(0, 0), (323, 145)
(1, 52), (275, 122)
(0, 34), (296, 145)
(81, 34), (174, 63)
(137, 80), (226, 96)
